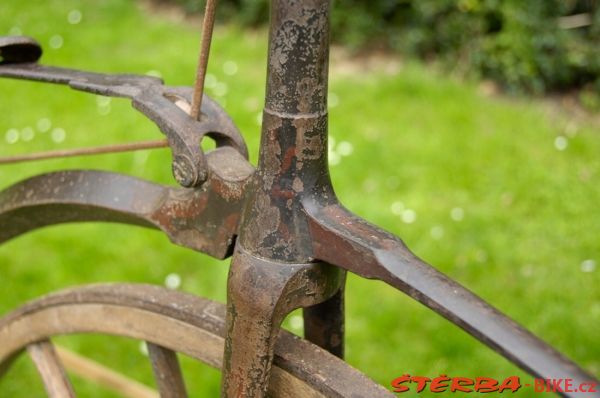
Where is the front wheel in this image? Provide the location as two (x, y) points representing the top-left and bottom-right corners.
(0, 283), (393, 397)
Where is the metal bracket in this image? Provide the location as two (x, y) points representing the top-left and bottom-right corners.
(0, 36), (248, 187)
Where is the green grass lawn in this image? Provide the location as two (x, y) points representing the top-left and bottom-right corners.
(1, 0), (599, 396)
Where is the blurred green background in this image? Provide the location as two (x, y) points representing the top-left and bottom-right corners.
(177, 0), (600, 97)
(0, 0), (599, 396)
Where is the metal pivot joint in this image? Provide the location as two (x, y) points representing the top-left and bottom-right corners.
(0, 36), (248, 187)
(222, 248), (343, 397)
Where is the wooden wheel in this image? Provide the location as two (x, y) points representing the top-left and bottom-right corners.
(0, 284), (393, 398)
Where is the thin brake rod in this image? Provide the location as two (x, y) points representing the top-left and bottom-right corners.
(0, 139), (168, 165)
(0, 47), (248, 187)
(191, 0), (218, 120)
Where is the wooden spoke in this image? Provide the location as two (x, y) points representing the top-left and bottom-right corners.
(0, 351), (20, 379)
(27, 340), (76, 398)
(55, 346), (158, 398)
(1, 284), (394, 398)
(147, 343), (188, 398)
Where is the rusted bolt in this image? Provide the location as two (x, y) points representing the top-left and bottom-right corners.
(172, 154), (206, 187)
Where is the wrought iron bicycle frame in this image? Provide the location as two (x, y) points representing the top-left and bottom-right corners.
(0, 1), (598, 397)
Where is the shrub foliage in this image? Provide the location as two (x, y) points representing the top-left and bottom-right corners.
(169, 0), (600, 94)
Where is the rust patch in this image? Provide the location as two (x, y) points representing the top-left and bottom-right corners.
(262, 118), (283, 190)
(294, 116), (324, 166)
(244, 192), (281, 251)
(280, 146), (296, 174)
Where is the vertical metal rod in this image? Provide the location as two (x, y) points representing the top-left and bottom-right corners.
(221, 249), (344, 398)
(191, 0), (218, 120)
(221, 2), (341, 397)
(262, 1), (330, 116)
(239, 0), (334, 261)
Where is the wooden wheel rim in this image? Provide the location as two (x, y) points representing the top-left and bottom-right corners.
(0, 284), (392, 398)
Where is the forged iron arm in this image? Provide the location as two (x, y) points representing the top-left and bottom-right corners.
(0, 36), (248, 187)
(0, 147), (253, 259)
(303, 200), (598, 397)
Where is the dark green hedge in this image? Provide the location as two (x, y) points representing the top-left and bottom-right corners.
(169, 0), (600, 94)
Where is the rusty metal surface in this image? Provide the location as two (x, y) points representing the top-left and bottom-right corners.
(223, 0), (598, 396)
(304, 202), (598, 394)
(221, 246), (344, 397)
(238, 0), (334, 263)
(218, 2), (351, 396)
(0, 147), (253, 259)
(0, 0), (598, 396)
(0, 45), (248, 187)
(303, 282), (345, 359)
